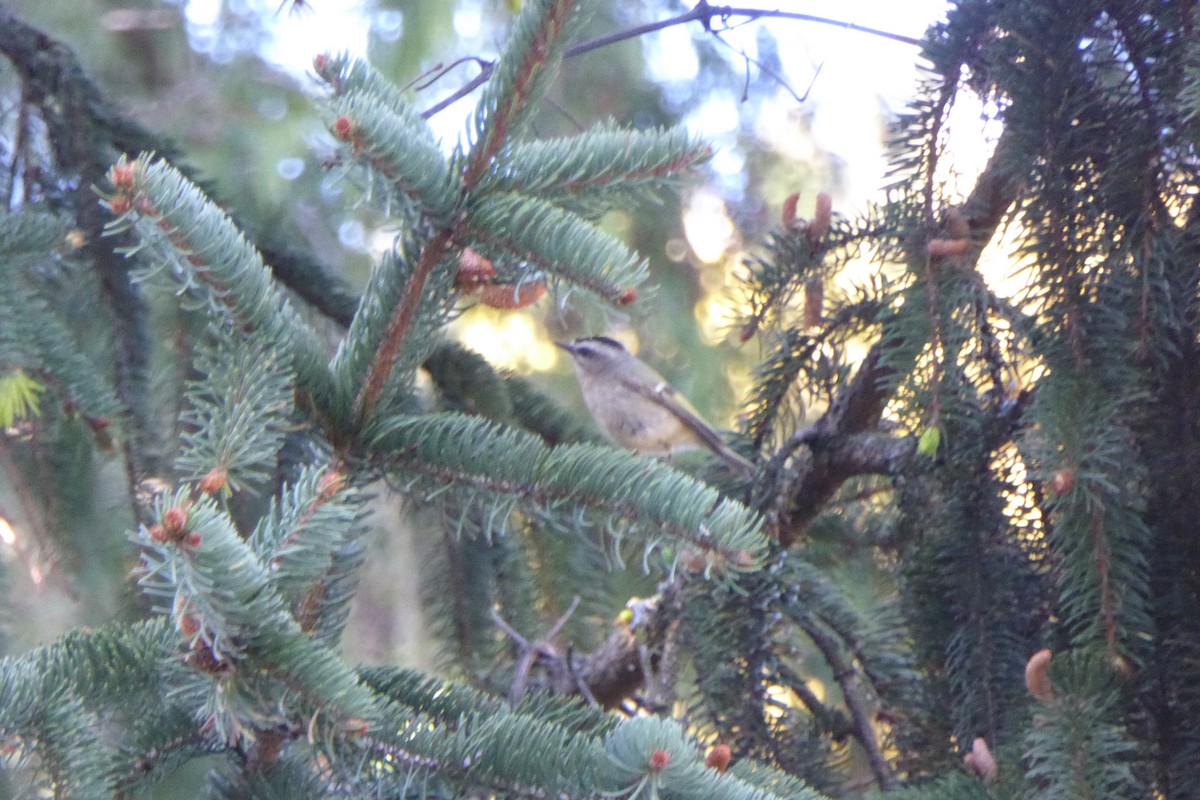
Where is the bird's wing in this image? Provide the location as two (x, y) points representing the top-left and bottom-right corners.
(616, 376), (732, 455)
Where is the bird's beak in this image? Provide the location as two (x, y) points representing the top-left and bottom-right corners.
(554, 341), (574, 354)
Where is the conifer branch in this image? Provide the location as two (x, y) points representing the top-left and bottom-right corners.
(135, 492), (384, 737)
(462, 0), (584, 189)
(330, 90), (458, 218)
(104, 157), (333, 401)
(353, 228), (453, 422)
(479, 123), (713, 215)
(371, 413), (765, 566)
(0, 8), (358, 333)
(466, 193), (646, 303)
(769, 125), (1029, 545)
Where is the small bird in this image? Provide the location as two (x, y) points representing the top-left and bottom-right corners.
(557, 336), (756, 477)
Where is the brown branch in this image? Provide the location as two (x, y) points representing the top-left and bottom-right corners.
(357, 4), (585, 423)
(801, 619), (897, 789)
(771, 128), (1029, 546)
(484, 585), (681, 709)
(460, 0), (577, 189)
(353, 229), (453, 422)
(421, 2), (921, 118)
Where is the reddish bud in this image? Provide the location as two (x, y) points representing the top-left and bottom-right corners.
(478, 281), (546, 309)
(107, 196), (132, 214)
(617, 287), (638, 305)
(85, 416), (111, 432)
(317, 469), (347, 501)
(705, 744), (732, 773)
(781, 192), (800, 229)
(928, 238), (970, 257)
(162, 507), (188, 535)
(454, 247), (496, 291)
(740, 320), (759, 342)
(182, 531), (202, 549)
(134, 196), (159, 217)
(680, 549), (707, 574)
(333, 116), (354, 141)
(198, 468), (228, 496)
(647, 749), (670, 772)
(1049, 468), (1075, 496)
(65, 229), (86, 250)
(963, 737), (997, 782)
(341, 718), (370, 736)
(807, 192), (832, 244)
(148, 524), (168, 544)
(313, 53), (328, 72)
(732, 550), (755, 569)
(109, 162), (136, 189)
(1025, 648), (1054, 701)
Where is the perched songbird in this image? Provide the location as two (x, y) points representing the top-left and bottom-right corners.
(557, 336), (756, 477)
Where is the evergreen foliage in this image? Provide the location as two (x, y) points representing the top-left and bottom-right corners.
(3, 0), (1200, 798)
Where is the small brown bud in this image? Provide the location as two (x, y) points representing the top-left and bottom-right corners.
(478, 281), (546, 309)
(705, 744), (732, 773)
(617, 287), (638, 305)
(317, 469), (346, 501)
(107, 196), (132, 214)
(928, 238), (970, 257)
(1025, 648), (1054, 700)
(186, 640), (230, 674)
(647, 749), (670, 772)
(963, 736), (997, 781)
(147, 524), (168, 544)
(64, 229), (86, 250)
(198, 468), (228, 496)
(781, 192), (801, 229)
(1049, 468), (1075, 496)
(333, 116), (354, 141)
(174, 594), (201, 639)
(454, 247), (496, 291)
(680, 548), (707, 573)
(109, 162), (136, 189)
(162, 507), (188, 535)
(945, 207), (971, 240)
(807, 191), (832, 244)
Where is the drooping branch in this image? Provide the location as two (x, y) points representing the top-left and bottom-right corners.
(0, 8), (358, 331)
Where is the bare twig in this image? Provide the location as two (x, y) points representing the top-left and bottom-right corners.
(492, 596), (580, 707)
(421, 2), (922, 118)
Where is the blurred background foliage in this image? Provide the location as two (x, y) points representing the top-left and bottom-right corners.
(0, 0), (945, 667)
